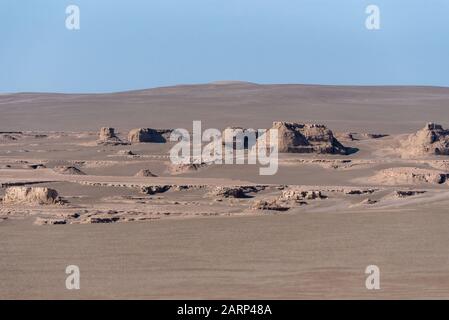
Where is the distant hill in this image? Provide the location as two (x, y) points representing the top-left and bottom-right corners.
(1, 83), (449, 133)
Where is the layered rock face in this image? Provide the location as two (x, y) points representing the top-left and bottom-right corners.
(128, 128), (172, 143)
(97, 127), (126, 145)
(2, 187), (59, 205)
(271, 122), (349, 154)
(403, 123), (449, 156)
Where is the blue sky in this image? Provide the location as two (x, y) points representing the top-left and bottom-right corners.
(0, 0), (448, 93)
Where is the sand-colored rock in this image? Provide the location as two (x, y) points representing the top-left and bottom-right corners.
(34, 217), (67, 225)
(128, 128), (172, 143)
(53, 166), (86, 175)
(336, 132), (355, 141)
(251, 199), (290, 211)
(135, 169), (158, 177)
(271, 122), (349, 154)
(361, 198), (378, 205)
(394, 190), (426, 198)
(368, 167), (449, 185)
(0, 134), (19, 141)
(168, 162), (209, 175)
(402, 123), (449, 157)
(117, 150), (135, 156)
(2, 187), (60, 205)
(82, 216), (121, 224)
(280, 188), (326, 201)
(27, 164), (46, 169)
(97, 127), (126, 145)
(344, 188), (376, 195)
(207, 186), (262, 198)
(140, 185), (171, 195)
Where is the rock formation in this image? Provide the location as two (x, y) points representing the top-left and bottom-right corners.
(207, 186), (263, 199)
(168, 162), (209, 175)
(34, 217), (67, 225)
(140, 185), (171, 195)
(368, 167), (449, 185)
(251, 199), (290, 211)
(53, 166), (86, 175)
(117, 150), (136, 156)
(394, 190), (426, 198)
(97, 127), (126, 145)
(128, 128), (172, 143)
(270, 122), (350, 154)
(135, 169), (158, 177)
(360, 133), (389, 139)
(2, 187), (60, 205)
(402, 123), (449, 156)
(280, 188), (327, 201)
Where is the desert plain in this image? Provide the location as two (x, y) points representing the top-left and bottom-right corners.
(1, 82), (449, 299)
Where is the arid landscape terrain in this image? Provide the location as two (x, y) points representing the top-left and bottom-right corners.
(1, 82), (449, 299)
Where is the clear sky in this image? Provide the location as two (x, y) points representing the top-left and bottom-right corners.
(1, 0), (448, 93)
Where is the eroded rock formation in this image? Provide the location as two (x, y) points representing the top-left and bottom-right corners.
(53, 166), (86, 175)
(271, 122), (350, 154)
(135, 169), (158, 177)
(97, 127), (126, 145)
(2, 187), (60, 205)
(128, 128), (172, 143)
(402, 123), (449, 156)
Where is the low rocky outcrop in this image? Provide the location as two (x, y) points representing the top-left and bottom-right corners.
(368, 167), (449, 185)
(360, 133), (389, 139)
(53, 166), (86, 175)
(117, 150), (135, 156)
(2, 187), (60, 205)
(168, 162), (209, 175)
(251, 199), (290, 211)
(140, 185), (171, 195)
(361, 198), (378, 205)
(207, 186), (264, 199)
(83, 216), (121, 224)
(280, 188), (327, 201)
(394, 190), (426, 198)
(27, 164), (46, 169)
(336, 132), (355, 141)
(0, 134), (20, 141)
(135, 169), (158, 177)
(344, 188), (376, 195)
(271, 122), (350, 154)
(34, 217), (67, 225)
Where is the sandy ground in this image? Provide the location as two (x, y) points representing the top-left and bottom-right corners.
(1, 83), (449, 299)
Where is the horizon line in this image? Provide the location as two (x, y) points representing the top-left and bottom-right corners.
(1, 81), (449, 95)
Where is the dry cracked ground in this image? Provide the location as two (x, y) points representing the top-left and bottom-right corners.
(1, 83), (449, 299)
